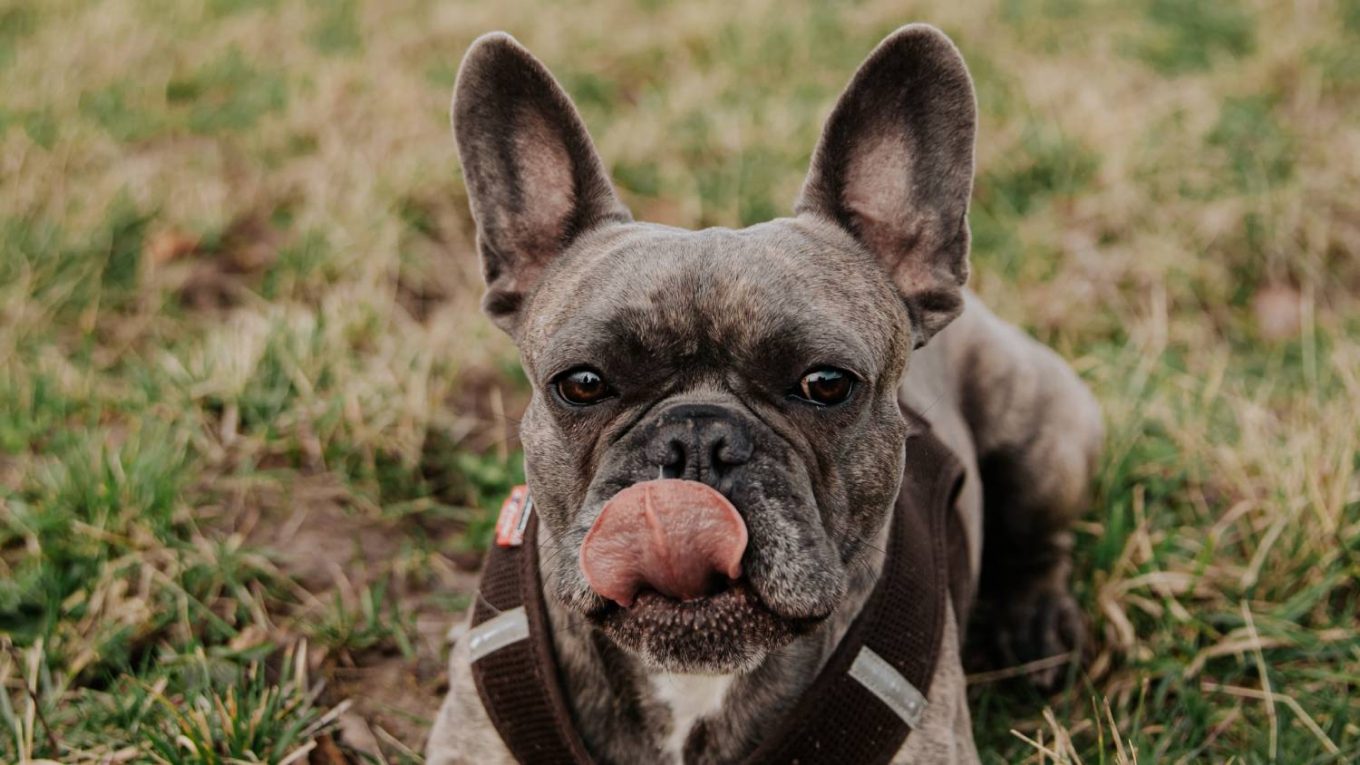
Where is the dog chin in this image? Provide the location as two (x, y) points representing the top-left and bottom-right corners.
(587, 580), (823, 673)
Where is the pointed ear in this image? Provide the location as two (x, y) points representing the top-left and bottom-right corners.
(452, 33), (631, 336)
(796, 25), (976, 347)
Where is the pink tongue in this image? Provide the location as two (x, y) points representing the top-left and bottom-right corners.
(580, 480), (748, 607)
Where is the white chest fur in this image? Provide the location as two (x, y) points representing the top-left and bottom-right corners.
(649, 672), (735, 761)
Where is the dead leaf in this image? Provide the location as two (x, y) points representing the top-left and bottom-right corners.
(146, 230), (199, 266)
(1252, 283), (1301, 341)
(308, 733), (353, 765)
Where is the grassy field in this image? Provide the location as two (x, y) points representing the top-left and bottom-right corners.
(2, 0), (1359, 762)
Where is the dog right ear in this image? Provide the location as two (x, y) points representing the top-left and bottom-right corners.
(452, 33), (631, 336)
(797, 25), (977, 348)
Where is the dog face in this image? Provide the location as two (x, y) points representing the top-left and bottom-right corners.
(452, 25), (975, 673)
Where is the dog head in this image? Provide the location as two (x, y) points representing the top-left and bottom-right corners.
(451, 25), (975, 673)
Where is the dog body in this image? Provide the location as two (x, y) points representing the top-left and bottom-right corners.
(428, 26), (1101, 765)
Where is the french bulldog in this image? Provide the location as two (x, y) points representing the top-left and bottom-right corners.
(428, 23), (1103, 764)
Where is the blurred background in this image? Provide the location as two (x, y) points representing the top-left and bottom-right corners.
(1, 0), (1358, 762)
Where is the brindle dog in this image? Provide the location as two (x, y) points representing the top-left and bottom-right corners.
(427, 24), (1103, 764)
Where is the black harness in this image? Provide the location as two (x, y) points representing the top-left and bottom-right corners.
(468, 418), (970, 764)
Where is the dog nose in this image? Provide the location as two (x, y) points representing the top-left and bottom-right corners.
(648, 403), (753, 485)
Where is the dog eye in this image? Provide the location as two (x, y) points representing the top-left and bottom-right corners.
(793, 367), (855, 406)
(554, 368), (615, 406)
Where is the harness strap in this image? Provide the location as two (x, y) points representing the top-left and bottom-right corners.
(470, 506), (593, 763)
(737, 426), (965, 765)
(469, 421), (968, 764)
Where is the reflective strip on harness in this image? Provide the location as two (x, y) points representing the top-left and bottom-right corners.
(468, 606), (530, 662)
(849, 646), (928, 729)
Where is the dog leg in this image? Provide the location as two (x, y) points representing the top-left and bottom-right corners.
(953, 300), (1103, 690)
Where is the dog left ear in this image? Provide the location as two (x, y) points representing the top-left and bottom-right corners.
(797, 24), (977, 347)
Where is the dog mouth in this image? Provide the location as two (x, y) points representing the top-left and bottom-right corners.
(586, 578), (821, 671)
(576, 477), (830, 670)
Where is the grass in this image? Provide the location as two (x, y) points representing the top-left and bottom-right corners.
(1, 0), (1358, 761)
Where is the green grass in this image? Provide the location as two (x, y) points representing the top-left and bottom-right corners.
(2, 0), (1358, 762)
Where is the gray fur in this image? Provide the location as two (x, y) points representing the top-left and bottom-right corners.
(430, 24), (1103, 764)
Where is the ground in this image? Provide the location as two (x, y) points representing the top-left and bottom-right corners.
(1, 0), (1359, 762)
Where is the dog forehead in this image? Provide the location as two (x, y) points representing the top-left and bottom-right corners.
(523, 221), (904, 362)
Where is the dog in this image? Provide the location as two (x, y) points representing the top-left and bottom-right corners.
(427, 24), (1103, 764)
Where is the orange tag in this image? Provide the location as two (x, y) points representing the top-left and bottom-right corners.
(495, 485), (533, 547)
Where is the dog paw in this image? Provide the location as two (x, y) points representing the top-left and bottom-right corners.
(993, 586), (1085, 692)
